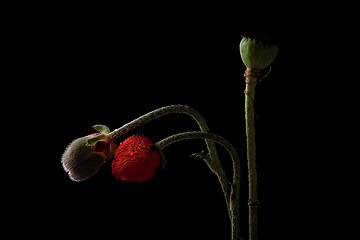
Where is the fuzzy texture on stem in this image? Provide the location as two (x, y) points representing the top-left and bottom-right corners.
(245, 68), (260, 240)
(108, 105), (231, 210)
(156, 131), (241, 240)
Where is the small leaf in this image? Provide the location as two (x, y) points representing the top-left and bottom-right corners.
(92, 124), (110, 134)
(191, 150), (209, 161)
(87, 134), (107, 146)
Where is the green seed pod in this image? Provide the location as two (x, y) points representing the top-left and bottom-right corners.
(61, 132), (116, 181)
(239, 35), (278, 70)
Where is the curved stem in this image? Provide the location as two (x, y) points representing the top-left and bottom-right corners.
(156, 131), (241, 240)
(245, 68), (259, 240)
(107, 105), (231, 208)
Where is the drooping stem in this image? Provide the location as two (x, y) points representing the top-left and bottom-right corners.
(156, 131), (241, 240)
(107, 105), (231, 210)
(244, 68), (259, 240)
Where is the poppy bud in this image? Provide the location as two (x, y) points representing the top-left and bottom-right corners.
(61, 125), (116, 182)
(111, 135), (163, 181)
(239, 33), (278, 71)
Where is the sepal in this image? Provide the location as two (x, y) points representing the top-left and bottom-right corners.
(92, 124), (110, 134)
(61, 131), (116, 181)
(68, 152), (106, 182)
(87, 134), (107, 146)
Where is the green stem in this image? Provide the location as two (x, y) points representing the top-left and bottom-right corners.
(156, 131), (241, 240)
(107, 105), (231, 210)
(245, 68), (259, 240)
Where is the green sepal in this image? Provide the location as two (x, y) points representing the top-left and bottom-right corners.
(87, 134), (107, 146)
(62, 136), (92, 172)
(68, 152), (106, 182)
(92, 124), (110, 134)
(62, 136), (107, 181)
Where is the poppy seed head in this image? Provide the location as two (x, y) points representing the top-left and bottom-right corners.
(241, 32), (277, 45)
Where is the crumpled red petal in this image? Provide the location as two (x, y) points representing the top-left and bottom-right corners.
(111, 135), (162, 181)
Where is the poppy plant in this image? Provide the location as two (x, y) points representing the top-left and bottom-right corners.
(111, 135), (162, 181)
(61, 105), (240, 240)
(61, 33), (277, 240)
(61, 105), (241, 240)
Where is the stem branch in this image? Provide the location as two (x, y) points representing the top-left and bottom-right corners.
(156, 131), (241, 240)
(108, 105), (231, 209)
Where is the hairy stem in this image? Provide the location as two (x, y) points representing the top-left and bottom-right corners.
(245, 68), (259, 240)
(107, 105), (231, 209)
(156, 131), (241, 240)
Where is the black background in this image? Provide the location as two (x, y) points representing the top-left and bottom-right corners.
(10, 2), (338, 240)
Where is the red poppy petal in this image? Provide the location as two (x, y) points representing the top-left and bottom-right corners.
(111, 135), (162, 181)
